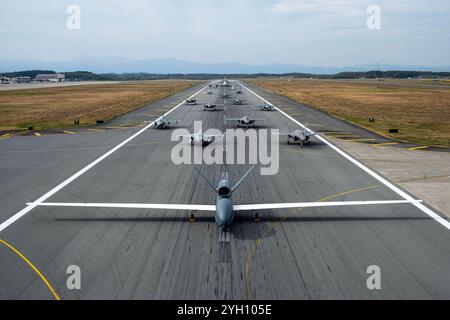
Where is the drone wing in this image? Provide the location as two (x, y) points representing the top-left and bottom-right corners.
(233, 200), (422, 211)
(27, 202), (216, 211)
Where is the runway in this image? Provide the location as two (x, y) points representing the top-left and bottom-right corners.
(0, 81), (449, 299)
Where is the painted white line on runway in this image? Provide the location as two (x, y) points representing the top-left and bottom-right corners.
(0, 84), (209, 233)
(238, 81), (450, 231)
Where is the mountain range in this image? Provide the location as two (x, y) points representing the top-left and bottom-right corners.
(1, 56), (449, 74)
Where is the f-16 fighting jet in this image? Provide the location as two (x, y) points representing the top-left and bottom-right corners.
(258, 104), (276, 111)
(224, 115), (265, 128)
(203, 104), (218, 111)
(273, 126), (317, 147)
(149, 115), (180, 129)
(186, 99), (197, 105)
(177, 131), (223, 147)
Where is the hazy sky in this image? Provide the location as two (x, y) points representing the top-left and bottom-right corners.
(1, 0), (449, 66)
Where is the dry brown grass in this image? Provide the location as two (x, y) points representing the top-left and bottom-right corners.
(249, 78), (450, 148)
(0, 80), (199, 130)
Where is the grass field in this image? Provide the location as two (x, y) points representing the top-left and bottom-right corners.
(248, 78), (450, 148)
(0, 80), (199, 130)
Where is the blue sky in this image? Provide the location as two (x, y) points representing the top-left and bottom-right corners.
(1, 0), (449, 66)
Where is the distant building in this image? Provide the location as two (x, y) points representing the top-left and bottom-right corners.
(15, 76), (31, 83)
(35, 73), (65, 82)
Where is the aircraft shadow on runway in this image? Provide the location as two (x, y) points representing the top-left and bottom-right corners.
(54, 214), (431, 243)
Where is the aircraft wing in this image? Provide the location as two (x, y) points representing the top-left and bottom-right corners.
(233, 200), (421, 211)
(27, 199), (422, 213)
(28, 202), (216, 211)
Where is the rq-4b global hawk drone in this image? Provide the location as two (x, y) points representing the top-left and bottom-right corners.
(29, 165), (421, 232)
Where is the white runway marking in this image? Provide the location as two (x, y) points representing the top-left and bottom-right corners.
(238, 81), (450, 231)
(0, 85), (208, 233)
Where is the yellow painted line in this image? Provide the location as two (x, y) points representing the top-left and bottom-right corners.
(328, 135), (361, 138)
(306, 123), (324, 127)
(0, 238), (60, 300)
(87, 128), (106, 132)
(0, 133), (12, 140)
(105, 126), (129, 130)
(243, 183), (381, 299)
(321, 132), (353, 135)
(34, 133), (41, 137)
(346, 138), (376, 142)
(63, 131), (76, 134)
(146, 114), (160, 117)
(372, 142), (398, 147)
(406, 146), (429, 151)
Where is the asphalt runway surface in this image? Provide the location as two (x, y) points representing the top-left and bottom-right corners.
(0, 81), (449, 299)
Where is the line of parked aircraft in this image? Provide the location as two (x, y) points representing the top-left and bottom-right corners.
(31, 80), (420, 232)
(152, 81), (315, 147)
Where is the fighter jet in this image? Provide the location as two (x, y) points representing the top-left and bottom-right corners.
(31, 165), (422, 232)
(224, 115), (265, 128)
(258, 104), (276, 111)
(273, 126), (317, 147)
(149, 115), (180, 129)
(186, 99), (197, 105)
(203, 104), (219, 111)
(177, 131), (223, 147)
(233, 99), (244, 105)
